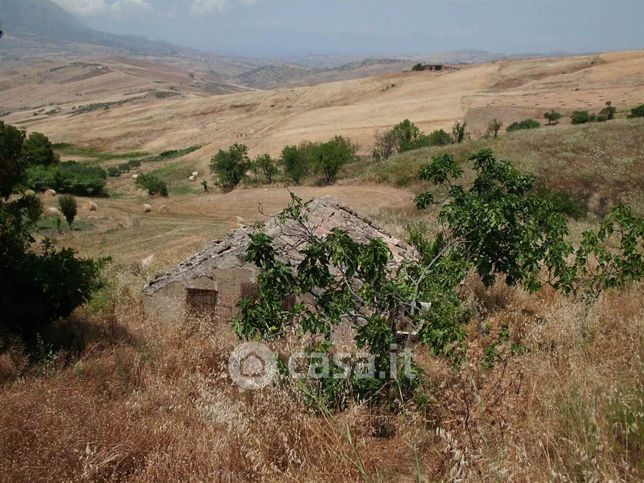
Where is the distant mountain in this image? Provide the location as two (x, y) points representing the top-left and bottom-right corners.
(0, 0), (189, 55)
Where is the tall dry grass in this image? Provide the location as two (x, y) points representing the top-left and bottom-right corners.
(0, 266), (641, 481)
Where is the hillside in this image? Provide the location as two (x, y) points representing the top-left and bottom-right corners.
(2, 50), (642, 176)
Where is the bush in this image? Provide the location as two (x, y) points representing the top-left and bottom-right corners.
(252, 153), (278, 184)
(486, 119), (503, 138)
(107, 166), (121, 177)
(535, 187), (587, 220)
(544, 110), (563, 125)
(507, 119), (541, 132)
(281, 144), (309, 183)
(452, 121), (467, 143)
(58, 194), (77, 229)
(311, 136), (357, 184)
(427, 129), (453, 146)
(21, 132), (59, 166)
(392, 119), (424, 152)
(628, 104), (644, 118)
(570, 111), (595, 125)
(0, 121), (26, 198)
(135, 174), (168, 197)
(209, 144), (250, 189)
(0, 123), (105, 352)
(26, 162), (107, 197)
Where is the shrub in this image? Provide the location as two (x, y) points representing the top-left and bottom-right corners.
(58, 194), (77, 229)
(107, 166), (121, 177)
(427, 129), (453, 146)
(0, 123), (105, 352)
(26, 162), (107, 197)
(0, 121), (26, 198)
(627, 104), (644, 118)
(135, 174), (168, 197)
(253, 153), (278, 184)
(535, 187), (587, 220)
(372, 130), (397, 160)
(452, 121), (467, 143)
(281, 144), (309, 183)
(507, 119), (541, 132)
(209, 144), (250, 189)
(544, 110), (563, 125)
(391, 119), (424, 152)
(570, 111), (595, 124)
(21, 132), (59, 166)
(486, 119), (503, 138)
(311, 136), (357, 184)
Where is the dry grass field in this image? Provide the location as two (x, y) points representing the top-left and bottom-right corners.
(0, 51), (643, 482)
(2, 51), (643, 174)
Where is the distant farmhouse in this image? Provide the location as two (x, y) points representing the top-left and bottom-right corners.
(143, 198), (416, 324)
(411, 63), (444, 72)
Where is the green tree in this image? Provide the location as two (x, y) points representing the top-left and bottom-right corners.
(372, 129), (397, 160)
(22, 132), (59, 166)
(135, 174), (168, 197)
(0, 123), (104, 352)
(391, 119), (423, 152)
(0, 121), (27, 198)
(507, 119), (541, 132)
(58, 194), (77, 229)
(486, 119), (503, 138)
(627, 104), (644, 118)
(210, 144), (250, 189)
(427, 129), (453, 146)
(570, 111), (595, 125)
(544, 110), (563, 125)
(253, 153), (278, 184)
(451, 121), (467, 143)
(281, 144), (308, 183)
(312, 136), (356, 184)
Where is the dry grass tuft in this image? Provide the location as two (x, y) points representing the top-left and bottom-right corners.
(0, 260), (641, 481)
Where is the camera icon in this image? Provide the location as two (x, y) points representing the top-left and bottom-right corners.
(228, 342), (277, 390)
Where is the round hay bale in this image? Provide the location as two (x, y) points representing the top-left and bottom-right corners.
(159, 205), (169, 214)
(46, 207), (60, 217)
(44, 188), (57, 197)
(143, 204), (152, 213)
(132, 174), (139, 180)
(189, 175), (196, 182)
(191, 171), (199, 177)
(87, 201), (98, 211)
(24, 189), (36, 197)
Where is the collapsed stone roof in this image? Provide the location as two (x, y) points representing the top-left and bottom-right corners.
(143, 197), (416, 295)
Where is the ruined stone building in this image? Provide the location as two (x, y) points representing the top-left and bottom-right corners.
(143, 197), (416, 324)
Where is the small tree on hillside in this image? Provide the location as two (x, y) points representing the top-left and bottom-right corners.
(281, 144), (308, 183)
(544, 110), (563, 125)
(135, 174), (168, 197)
(486, 119), (503, 138)
(391, 119), (423, 152)
(452, 121), (467, 143)
(58, 194), (77, 230)
(22, 132), (59, 166)
(210, 143), (250, 189)
(313, 136), (356, 184)
(427, 129), (453, 146)
(372, 129), (396, 160)
(253, 153), (278, 184)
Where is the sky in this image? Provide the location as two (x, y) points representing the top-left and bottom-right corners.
(52, 0), (644, 58)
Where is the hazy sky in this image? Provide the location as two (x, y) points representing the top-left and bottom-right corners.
(53, 0), (644, 58)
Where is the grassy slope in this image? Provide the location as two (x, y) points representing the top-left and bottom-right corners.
(358, 118), (644, 215)
(0, 118), (642, 481)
